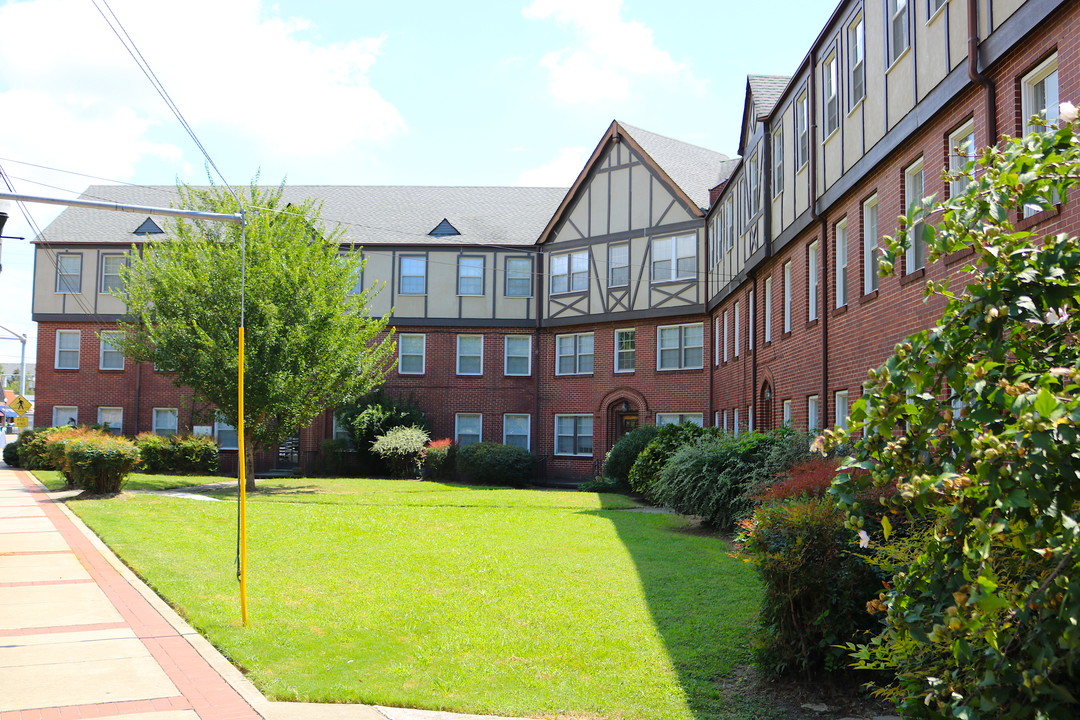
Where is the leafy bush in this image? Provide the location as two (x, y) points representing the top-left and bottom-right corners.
(135, 433), (171, 473)
(456, 442), (536, 487)
(578, 476), (630, 493)
(338, 389), (429, 474)
(63, 436), (140, 494)
(3, 439), (20, 467)
(627, 423), (716, 499)
(602, 425), (659, 484)
(17, 427), (67, 470)
(318, 438), (351, 476)
(744, 497), (883, 679)
(42, 427), (105, 486)
(134, 433), (218, 474)
(759, 457), (839, 503)
(371, 426), (429, 479)
(422, 438), (454, 480)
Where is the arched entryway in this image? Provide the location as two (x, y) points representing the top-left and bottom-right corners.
(609, 398), (640, 443)
(759, 380), (775, 431)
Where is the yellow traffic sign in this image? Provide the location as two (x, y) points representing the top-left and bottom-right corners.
(13, 416), (28, 428)
(10, 395), (31, 415)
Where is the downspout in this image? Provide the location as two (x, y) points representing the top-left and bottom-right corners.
(705, 204), (714, 427)
(757, 117), (772, 428)
(967, 0), (997, 144)
(533, 245), (543, 479)
(808, 61), (830, 429)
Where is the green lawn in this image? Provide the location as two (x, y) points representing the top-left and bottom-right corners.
(58, 476), (768, 720)
(33, 470), (230, 492)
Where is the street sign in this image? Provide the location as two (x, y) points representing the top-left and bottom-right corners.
(13, 416), (28, 428)
(10, 395), (31, 415)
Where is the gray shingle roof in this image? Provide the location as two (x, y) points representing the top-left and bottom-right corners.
(747, 75), (791, 120)
(617, 123), (733, 210)
(36, 184), (569, 247)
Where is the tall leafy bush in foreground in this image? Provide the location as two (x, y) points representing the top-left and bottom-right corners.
(602, 425), (659, 485)
(371, 426), (429, 479)
(627, 422), (715, 499)
(456, 442), (536, 487)
(826, 116), (1080, 717)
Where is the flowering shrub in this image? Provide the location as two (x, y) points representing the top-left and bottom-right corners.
(423, 438), (454, 480)
(758, 457), (838, 502)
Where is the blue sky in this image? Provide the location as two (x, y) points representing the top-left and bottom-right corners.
(0, 0), (838, 367)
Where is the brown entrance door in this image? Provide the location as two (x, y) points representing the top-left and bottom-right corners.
(616, 413), (639, 440)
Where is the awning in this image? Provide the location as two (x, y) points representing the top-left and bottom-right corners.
(1, 407), (16, 418)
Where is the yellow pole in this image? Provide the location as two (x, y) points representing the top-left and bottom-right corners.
(238, 325), (248, 626)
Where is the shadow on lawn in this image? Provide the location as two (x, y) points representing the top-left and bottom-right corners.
(594, 496), (766, 720)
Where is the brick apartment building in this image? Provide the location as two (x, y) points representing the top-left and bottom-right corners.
(30, 0), (1080, 479)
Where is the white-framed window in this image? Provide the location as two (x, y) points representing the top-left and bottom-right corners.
(503, 414), (531, 450)
(456, 335), (484, 375)
(764, 277), (773, 342)
(455, 413), (482, 447)
(53, 406), (78, 427)
(748, 289), (756, 351)
(55, 330), (80, 369)
(734, 300), (741, 358)
(722, 409), (729, 432)
(216, 413), (238, 450)
(733, 408), (741, 436)
(783, 261), (793, 333)
(504, 335), (531, 376)
(782, 399), (793, 426)
(97, 407), (123, 435)
(556, 332), (594, 375)
(555, 414), (593, 456)
(100, 254), (125, 293)
(746, 151), (761, 218)
(457, 256), (484, 296)
(723, 197), (735, 251)
(55, 254), (82, 294)
(863, 195), (880, 293)
(651, 235), (696, 282)
(949, 120), (976, 198)
(823, 50), (839, 136)
(748, 405), (754, 432)
(848, 13), (865, 108)
(888, 0), (910, 65)
(658, 323), (703, 370)
(349, 263), (364, 296)
(723, 310), (730, 362)
(807, 395), (820, 432)
(1023, 55), (1059, 135)
(808, 241), (820, 321)
(614, 328), (636, 372)
(928, 0), (946, 16)
(656, 413), (703, 427)
(608, 244), (629, 287)
(835, 390), (850, 430)
(905, 159), (927, 272)
(398, 334), (426, 375)
(795, 90), (810, 168)
(152, 408), (179, 437)
(835, 219), (848, 308)
(99, 331), (124, 371)
(399, 256), (426, 295)
(772, 127), (784, 195)
(505, 256), (533, 297)
(551, 251), (588, 294)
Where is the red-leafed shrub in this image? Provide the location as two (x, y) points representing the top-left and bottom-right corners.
(423, 438), (455, 480)
(759, 457), (839, 502)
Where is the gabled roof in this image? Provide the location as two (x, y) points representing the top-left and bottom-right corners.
(537, 120), (732, 244)
(36, 185), (569, 247)
(739, 75), (791, 155)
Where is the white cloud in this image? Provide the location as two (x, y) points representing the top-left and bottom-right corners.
(515, 146), (589, 187)
(522, 0), (702, 104)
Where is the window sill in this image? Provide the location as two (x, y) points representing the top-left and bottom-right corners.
(822, 126), (840, 144)
(860, 289), (879, 304)
(54, 367), (80, 371)
(99, 368), (125, 372)
(847, 98), (864, 118)
(886, 46), (911, 73)
(805, 318), (819, 329)
(899, 267), (926, 287)
(554, 373), (594, 377)
(832, 304), (848, 317)
(657, 366), (705, 372)
(926, 4), (946, 24)
(1016, 204), (1061, 231)
(944, 247), (976, 265)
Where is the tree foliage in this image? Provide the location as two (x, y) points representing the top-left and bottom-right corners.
(113, 180), (395, 487)
(826, 118), (1080, 717)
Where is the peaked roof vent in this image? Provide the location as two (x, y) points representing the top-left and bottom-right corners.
(428, 218), (460, 237)
(133, 217), (164, 235)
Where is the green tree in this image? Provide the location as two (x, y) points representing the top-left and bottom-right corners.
(112, 180), (395, 490)
(826, 117), (1080, 717)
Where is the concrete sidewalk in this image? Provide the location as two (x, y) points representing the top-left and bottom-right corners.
(0, 467), (532, 720)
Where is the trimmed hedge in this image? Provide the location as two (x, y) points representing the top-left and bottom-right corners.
(371, 426), (429, 479)
(456, 442), (536, 487)
(134, 433), (219, 474)
(63, 437), (141, 494)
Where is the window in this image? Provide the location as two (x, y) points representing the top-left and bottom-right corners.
(457, 256), (484, 296)
(863, 195), (880, 293)
(807, 395), (820, 431)
(782, 399), (793, 426)
(505, 257), (533, 297)
(456, 335), (483, 375)
(888, 0), (910, 65)
(100, 254), (125, 293)
(764, 277), (773, 341)
(722, 409), (729, 432)
(772, 128), (784, 195)
(808, 241), (820, 321)
(99, 331), (124, 370)
(555, 414), (593, 456)
(848, 14), (865, 108)
(608, 244), (629, 287)
(53, 406), (78, 427)
(504, 335), (531, 376)
(1023, 55), (1059, 134)
(153, 408), (179, 437)
(55, 254), (81, 294)
(399, 256), (426, 295)
(748, 289), (756, 350)
(783, 261), (793, 333)
(795, 91), (809, 168)
(349, 263), (364, 295)
(835, 390), (850, 430)
(651, 235), (696, 282)
(905, 159), (927, 272)
(55, 330), (80, 369)
(928, 0), (946, 15)
(733, 408), (741, 436)
(556, 333), (593, 375)
(723, 310), (730, 362)
(658, 323), (703, 370)
(823, 51), (839, 136)
(614, 328), (635, 372)
(398, 334), (425, 375)
(97, 407), (123, 435)
(723, 197), (735, 251)
(216, 414), (238, 450)
(551, 251), (588, 294)
(835, 219), (848, 307)
(748, 405), (754, 432)
(949, 121), (976, 198)
(734, 300), (741, 357)
(503, 414), (530, 450)
(455, 413), (482, 447)
(746, 152), (761, 218)
(656, 413), (703, 426)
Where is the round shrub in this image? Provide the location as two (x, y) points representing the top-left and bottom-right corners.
(602, 425), (659, 484)
(64, 436), (141, 494)
(456, 442), (536, 487)
(3, 439), (20, 467)
(134, 433), (172, 473)
(371, 426), (430, 479)
(627, 423), (716, 499)
(338, 389), (429, 474)
(17, 427), (67, 470)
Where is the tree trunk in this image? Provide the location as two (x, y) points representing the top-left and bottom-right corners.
(244, 428), (257, 493)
